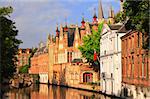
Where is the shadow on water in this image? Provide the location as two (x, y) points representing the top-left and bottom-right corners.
(1, 84), (113, 99)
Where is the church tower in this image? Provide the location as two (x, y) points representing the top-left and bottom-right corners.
(98, 0), (104, 23)
(108, 6), (115, 24)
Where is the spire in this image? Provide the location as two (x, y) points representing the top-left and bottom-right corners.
(56, 23), (59, 37)
(98, 0), (104, 20)
(46, 34), (50, 47)
(93, 8), (97, 19)
(81, 13), (85, 28)
(64, 17), (68, 32)
(48, 33), (51, 40)
(49, 34), (54, 43)
(109, 6), (114, 18)
(93, 8), (98, 24)
(59, 24), (63, 38)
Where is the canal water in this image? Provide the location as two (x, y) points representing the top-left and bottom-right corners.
(2, 84), (114, 99)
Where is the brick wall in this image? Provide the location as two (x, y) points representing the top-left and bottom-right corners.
(121, 31), (150, 86)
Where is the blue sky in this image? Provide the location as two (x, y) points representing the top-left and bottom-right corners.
(0, 0), (120, 48)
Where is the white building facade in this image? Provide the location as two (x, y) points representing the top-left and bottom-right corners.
(100, 23), (126, 96)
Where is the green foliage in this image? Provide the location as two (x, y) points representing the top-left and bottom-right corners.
(78, 22), (103, 70)
(0, 6), (22, 82)
(19, 65), (30, 73)
(114, 11), (126, 23)
(115, 1), (149, 49)
(0, 6), (13, 17)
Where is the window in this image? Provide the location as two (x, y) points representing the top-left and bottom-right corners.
(126, 57), (128, 78)
(142, 33), (144, 46)
(142, 55), (145, 78)
(129, 37), (131, 49)
(126, 39), (128, 52)
(137, 55), (139, 78)
(132, 36), (134, 49)
(131, 56), (134, 78)
(146, 54), (149, 79)
(137, 32), (140, 47)
(67, 52), (69, 62)
(104, 50), (106, 55)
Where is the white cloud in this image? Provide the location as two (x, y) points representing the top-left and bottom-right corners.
(0, 0), (120, 48)
(0, 1), (71, 48)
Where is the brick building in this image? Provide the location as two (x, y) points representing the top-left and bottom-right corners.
(48, 0), (116, 86)
(16, 48), (31, 73)
(29, 42), (49, 83)
(49, 16), (100, 85)
(29, 0), (115, 86)
(121, 30), (150, 98)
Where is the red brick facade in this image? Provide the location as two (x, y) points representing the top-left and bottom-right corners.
(29, 44), (49, 75)
(121, 31), (150, 86)
(16, 48), (31, 72)
(49, 15), (100, 85)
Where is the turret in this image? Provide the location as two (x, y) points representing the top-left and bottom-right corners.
(81, 13), (85, 29)
(55, 24), (59, 50)
(108, 6), (114, 24)
(80, 14), (86, 41)
(93, 8), (98, 25)
(63, 18), (68, 48)
(92, 8), (98, 32)
(56, 24), (59, 37)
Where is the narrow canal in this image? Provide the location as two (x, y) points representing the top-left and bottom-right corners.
(2, 84), (114, 99)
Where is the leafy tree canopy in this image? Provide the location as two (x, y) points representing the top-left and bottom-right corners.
(115, 0), (149, 49)
(78, 22), (103, 71)
(0, 6), (22, 82)
(0, 6), (13, 17)
(19, 65), (30, 73)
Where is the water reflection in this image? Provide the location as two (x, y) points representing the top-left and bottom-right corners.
(3, 84), (112, 99)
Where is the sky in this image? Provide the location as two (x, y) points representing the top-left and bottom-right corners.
(0, 0), (120, 48)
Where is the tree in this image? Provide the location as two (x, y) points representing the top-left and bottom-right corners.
(78, 22), (103, 71)
(0, 6), (22, 82)
(114, 11), (126, 23)
(19, 65), (30, 73)
(115, 0), (149, 49)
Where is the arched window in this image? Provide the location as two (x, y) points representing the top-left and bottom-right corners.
(83, 72), (93, 83)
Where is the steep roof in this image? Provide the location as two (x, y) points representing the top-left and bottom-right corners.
(109, 24), (122, 30)
(98, 0), (104, 20)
